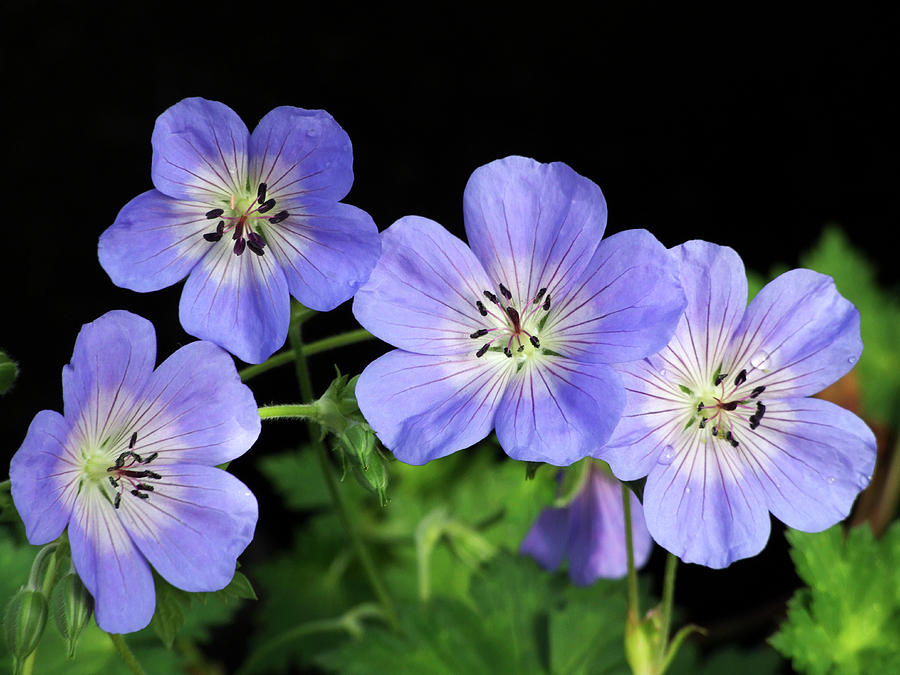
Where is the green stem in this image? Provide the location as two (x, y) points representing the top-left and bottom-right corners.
(108, 634), (146, 675)
(17, 651), (35, 675)
(659, 552), (678, 660)
(289, 315), (399, 630)
(622, 484), (640, 617)
(258, 404), (317, 421)
(239, 329), (374, 382)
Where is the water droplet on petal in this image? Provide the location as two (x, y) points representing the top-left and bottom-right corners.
(857, 473), (871, 489)
(306, 127), (319, 138)
(684, 487), (691, 494)
(827, 476), (836, 485)
(658, 368), (667, 377)
(848, 355), (858, 365)
(658, 446), (675, 465)
(750, 350), (770, 369)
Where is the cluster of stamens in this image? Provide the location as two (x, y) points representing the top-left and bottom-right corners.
(201, 182), (289, 257)
(694, 368), (767, 448)
(105, 432), (161, 509)
(470, 283), (551, 358)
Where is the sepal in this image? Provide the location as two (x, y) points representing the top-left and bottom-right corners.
(3, 589), (48, 668)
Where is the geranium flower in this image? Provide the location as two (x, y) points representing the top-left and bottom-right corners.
(99, 97), (380, 364)
(352, 156), (686, 465)
(596, 240), (876, 568)
(9, 311), (260, 633)
(521, 462), (652, 583)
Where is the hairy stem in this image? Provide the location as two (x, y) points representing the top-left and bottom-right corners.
(289, 312), (398, 630)
(108, 633), (146, 675)
(239, 329), (374, 382)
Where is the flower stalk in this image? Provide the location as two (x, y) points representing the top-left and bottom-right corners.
(288, 308), (399, 630)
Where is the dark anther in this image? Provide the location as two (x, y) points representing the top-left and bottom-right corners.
(697, 402), (704, 413)
(147, 471), (162, 480)
(517, 345), (524, 352)
(247, 231), (265, 248)
(476, 343), (490, 358)
(205, 208), (224, 219)
(483, 290), (498, 303)
(476, 300), (488, 316)
(108, 476), (119, 488)
(247, 240), (265, 256)
(749, 415), (760, 430)
(114, 493), (121, 509)
(714, 372), (728, 386)
(470, 329), (489, 339)
(749, 402), (766, 430)
(506, 306), (520, 325)
(108, 453), (126, 471)
(233, 238), (246, 256)
(269, 210), (289, 224)
(712, 425), (719, 436)
(135, 483), (155, 492)
(734, 369), (747, 387)
(726, 431), (740, 447)
(130, 489), (150, 500)
(542, 294), (551, 311)
(756, 401), (766, 416)
(257, 198), (276, 214)
(504, 346), (513, 358)
(533, 288), (547, 304)
(529, 335), (540, 348)
(699, 418), (708, 429)
(499, 283), (512, 300)
(750, 385), (766, 398)
(129, 432), (137, 449)
(721, 401), (739, 411)
(141, 452), (158, 464)
(257, 183), (267, 204)
(203, 231), (223, 242)
(122, 469), (151, 479)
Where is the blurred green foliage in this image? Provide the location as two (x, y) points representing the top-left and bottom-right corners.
(771, 522), (900, 674)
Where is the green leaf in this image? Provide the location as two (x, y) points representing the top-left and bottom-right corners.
(770, 522), (900, 674)
(150, 577), (191, 648)
(0, 351), (17, 395)
(314, 551), (631, 675)
(258, 446), (331, 511)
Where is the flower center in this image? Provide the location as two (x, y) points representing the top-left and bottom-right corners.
(469, 283), (552, 363)
(681, 368), (767, 447)
(91, 432), (163, 510)
(200, 182), (290, 257)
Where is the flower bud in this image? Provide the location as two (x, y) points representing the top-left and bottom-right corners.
(624, 608), (662, 675)
(314, 371), (362, 435)
(0, 350), (17, 395)
(3, 588), (48, 663)
(350, 441), (391, 507)
(27, 542), (63, 595)
(51, 572), (93, 658)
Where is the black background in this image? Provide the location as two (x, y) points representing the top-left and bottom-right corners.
(2, 2), (898, 670)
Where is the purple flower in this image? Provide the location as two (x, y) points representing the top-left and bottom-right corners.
(99, 97), (380, 364)
(9, 311), (260, 633)
(596, 240), (877, 568)
(352, 156), (686, 465)
(521, 462), (652, 583)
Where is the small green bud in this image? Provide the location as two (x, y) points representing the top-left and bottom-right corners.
(51, 573), (93, 658)
(3, 588), (48, 662)
(314, 370), (362, 435)
(624, 608), (662, 675)
(351, 445), (391, 507)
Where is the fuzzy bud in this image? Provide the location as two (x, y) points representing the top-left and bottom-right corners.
(51, 572), (93, 658)
(3, 588), (48, 663)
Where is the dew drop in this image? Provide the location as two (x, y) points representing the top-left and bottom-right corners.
(848, 355), (858, 365)
(306, 127), (319, 138)
(857, 473), (871, 489)
(658, 446), (675, 465)
(684, 487), (691, 494)
(749, 350), (770, 369)
(827, 476), (836, 485)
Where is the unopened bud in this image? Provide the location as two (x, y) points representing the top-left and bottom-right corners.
(350, 442), (391, 507)
(3, 588), (48, 662)
(51, 572), (93, 658)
